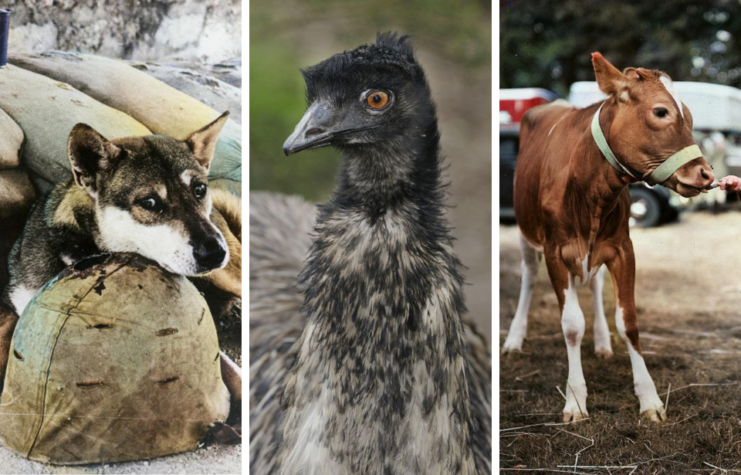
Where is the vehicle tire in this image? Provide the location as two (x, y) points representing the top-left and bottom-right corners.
(629, 187), (661, 228)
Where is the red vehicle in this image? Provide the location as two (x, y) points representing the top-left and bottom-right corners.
(499, 88), (557, 126)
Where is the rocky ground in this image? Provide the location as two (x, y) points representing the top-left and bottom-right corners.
(500, 210), (741, 473)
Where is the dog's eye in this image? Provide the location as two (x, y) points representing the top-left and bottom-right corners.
(193, 183), (207, 200)
(137, 197), (162, 212)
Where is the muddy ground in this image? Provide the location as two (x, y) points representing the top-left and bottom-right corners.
(500, 211), (741, 473)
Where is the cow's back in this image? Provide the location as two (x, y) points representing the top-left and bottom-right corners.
(514, 100), (587, 246)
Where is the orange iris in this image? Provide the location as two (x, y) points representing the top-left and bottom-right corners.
(367, 91), (389, 109)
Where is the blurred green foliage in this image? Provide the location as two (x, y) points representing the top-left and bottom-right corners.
(249, 41), (341, 202)
(250, 0), (491, 202)
(502, 0), (741, 97)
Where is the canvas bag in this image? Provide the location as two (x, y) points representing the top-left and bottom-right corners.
(129, 61), (243, 124)
(0, 64), (151, 192)
(0, 253), (230, 465)
(9, 52), (242, 195)
(0, 107), (22, 170)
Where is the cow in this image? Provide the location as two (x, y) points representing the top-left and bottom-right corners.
(503, 53), (715, 423)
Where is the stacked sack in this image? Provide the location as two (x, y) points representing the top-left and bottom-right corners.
(1, 53), (241, 196)
(0, 107), (34, 288)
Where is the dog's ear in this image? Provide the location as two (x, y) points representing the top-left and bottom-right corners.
(185, 112), (229, 170)
(67, 124), (121, 196)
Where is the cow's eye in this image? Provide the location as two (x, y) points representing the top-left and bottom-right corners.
(653, 107), (668, 118)
(137, 196), (163, 212)
(193, 183), (207, 200)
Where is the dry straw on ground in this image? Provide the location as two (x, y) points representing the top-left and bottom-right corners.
(500, 211), (741, 474)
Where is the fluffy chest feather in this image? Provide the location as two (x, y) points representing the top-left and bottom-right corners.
(279, 209), (475, 474)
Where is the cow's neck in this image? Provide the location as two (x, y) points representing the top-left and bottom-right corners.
(556, 110), (635, 279)
(570, 106), (635, 223)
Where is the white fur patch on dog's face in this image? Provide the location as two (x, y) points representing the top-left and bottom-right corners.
(95, 205), (229, 276)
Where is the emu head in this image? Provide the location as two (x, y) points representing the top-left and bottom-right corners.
(283, 33), (437, 156)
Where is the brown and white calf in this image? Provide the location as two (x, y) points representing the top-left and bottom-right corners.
(503, 53), (715, 422)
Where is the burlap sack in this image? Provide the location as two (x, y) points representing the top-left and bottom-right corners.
(0, 169), (36, 289)
(10, 53), (242, 192)
(0, 253), (230, 465)
(0, 169), (35, 221)
(0, 64), (151, 188)
(0, 108), (23, 170)
(129, 61), (242, 124)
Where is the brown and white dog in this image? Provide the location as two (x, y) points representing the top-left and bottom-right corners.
(503, 53), (714, 422)
(0, 113), (242, 427)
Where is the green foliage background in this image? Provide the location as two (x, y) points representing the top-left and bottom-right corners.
(250, 0), (492, 202)
(501, 0), (741, 97)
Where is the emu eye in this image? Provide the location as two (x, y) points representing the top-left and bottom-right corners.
(193, 183), (207, 200)
(653, 107), (668, 118)
(137, 196), (162, 212)
(366, 91), (389, 109)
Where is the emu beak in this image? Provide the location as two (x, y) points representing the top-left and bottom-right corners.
(283, 102), (330, 155)
(283, 101), (378, 155)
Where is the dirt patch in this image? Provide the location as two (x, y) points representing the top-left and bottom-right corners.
(500, 211), (741, 473)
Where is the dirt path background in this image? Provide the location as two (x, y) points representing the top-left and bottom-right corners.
(500, 211), (741, 473)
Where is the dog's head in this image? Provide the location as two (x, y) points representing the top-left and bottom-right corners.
(67, 112), (231, 276)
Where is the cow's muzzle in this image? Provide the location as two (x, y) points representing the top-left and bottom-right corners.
(662, 156), (715, 197)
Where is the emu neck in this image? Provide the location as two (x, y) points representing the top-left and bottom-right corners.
(334, 126), (441, 220)
(279, 128), (476, 473)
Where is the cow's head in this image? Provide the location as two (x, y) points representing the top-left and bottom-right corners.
(592, 53), (714, 197)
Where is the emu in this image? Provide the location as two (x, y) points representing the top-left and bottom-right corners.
(249, 34), (491, 474)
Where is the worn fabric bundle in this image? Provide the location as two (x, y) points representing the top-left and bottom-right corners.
(8, 52), (242, 194)
(0, 253), (230, 465)
(128, 61), (243, 124)
(0, 64), (151, 192)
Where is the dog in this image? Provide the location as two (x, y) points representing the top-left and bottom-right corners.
(0, 112), (242, 436)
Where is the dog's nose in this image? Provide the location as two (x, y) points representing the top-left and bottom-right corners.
(193, 239), (227, 271)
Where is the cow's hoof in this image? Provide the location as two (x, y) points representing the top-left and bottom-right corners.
(641, 407), (666, 423)
(594, 347), (613, 359)
(562, 411), (588, 423)
(502, 339), (524, 354)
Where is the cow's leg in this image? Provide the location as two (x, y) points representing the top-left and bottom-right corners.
(503, 234), (539, 352)
(590, 265), (613, 358)
(544, 251), (588, 422)
(606, 243), (666, 422)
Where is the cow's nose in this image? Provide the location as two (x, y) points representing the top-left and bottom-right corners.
(700, 164), (715, 186)
(193, 239), (227, 271)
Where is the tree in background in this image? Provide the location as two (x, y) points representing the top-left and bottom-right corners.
(501, 0), (741, 96)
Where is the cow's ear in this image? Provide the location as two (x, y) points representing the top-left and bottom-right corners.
(592, 52), (628, 96)
(68, 124), (120, 197)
